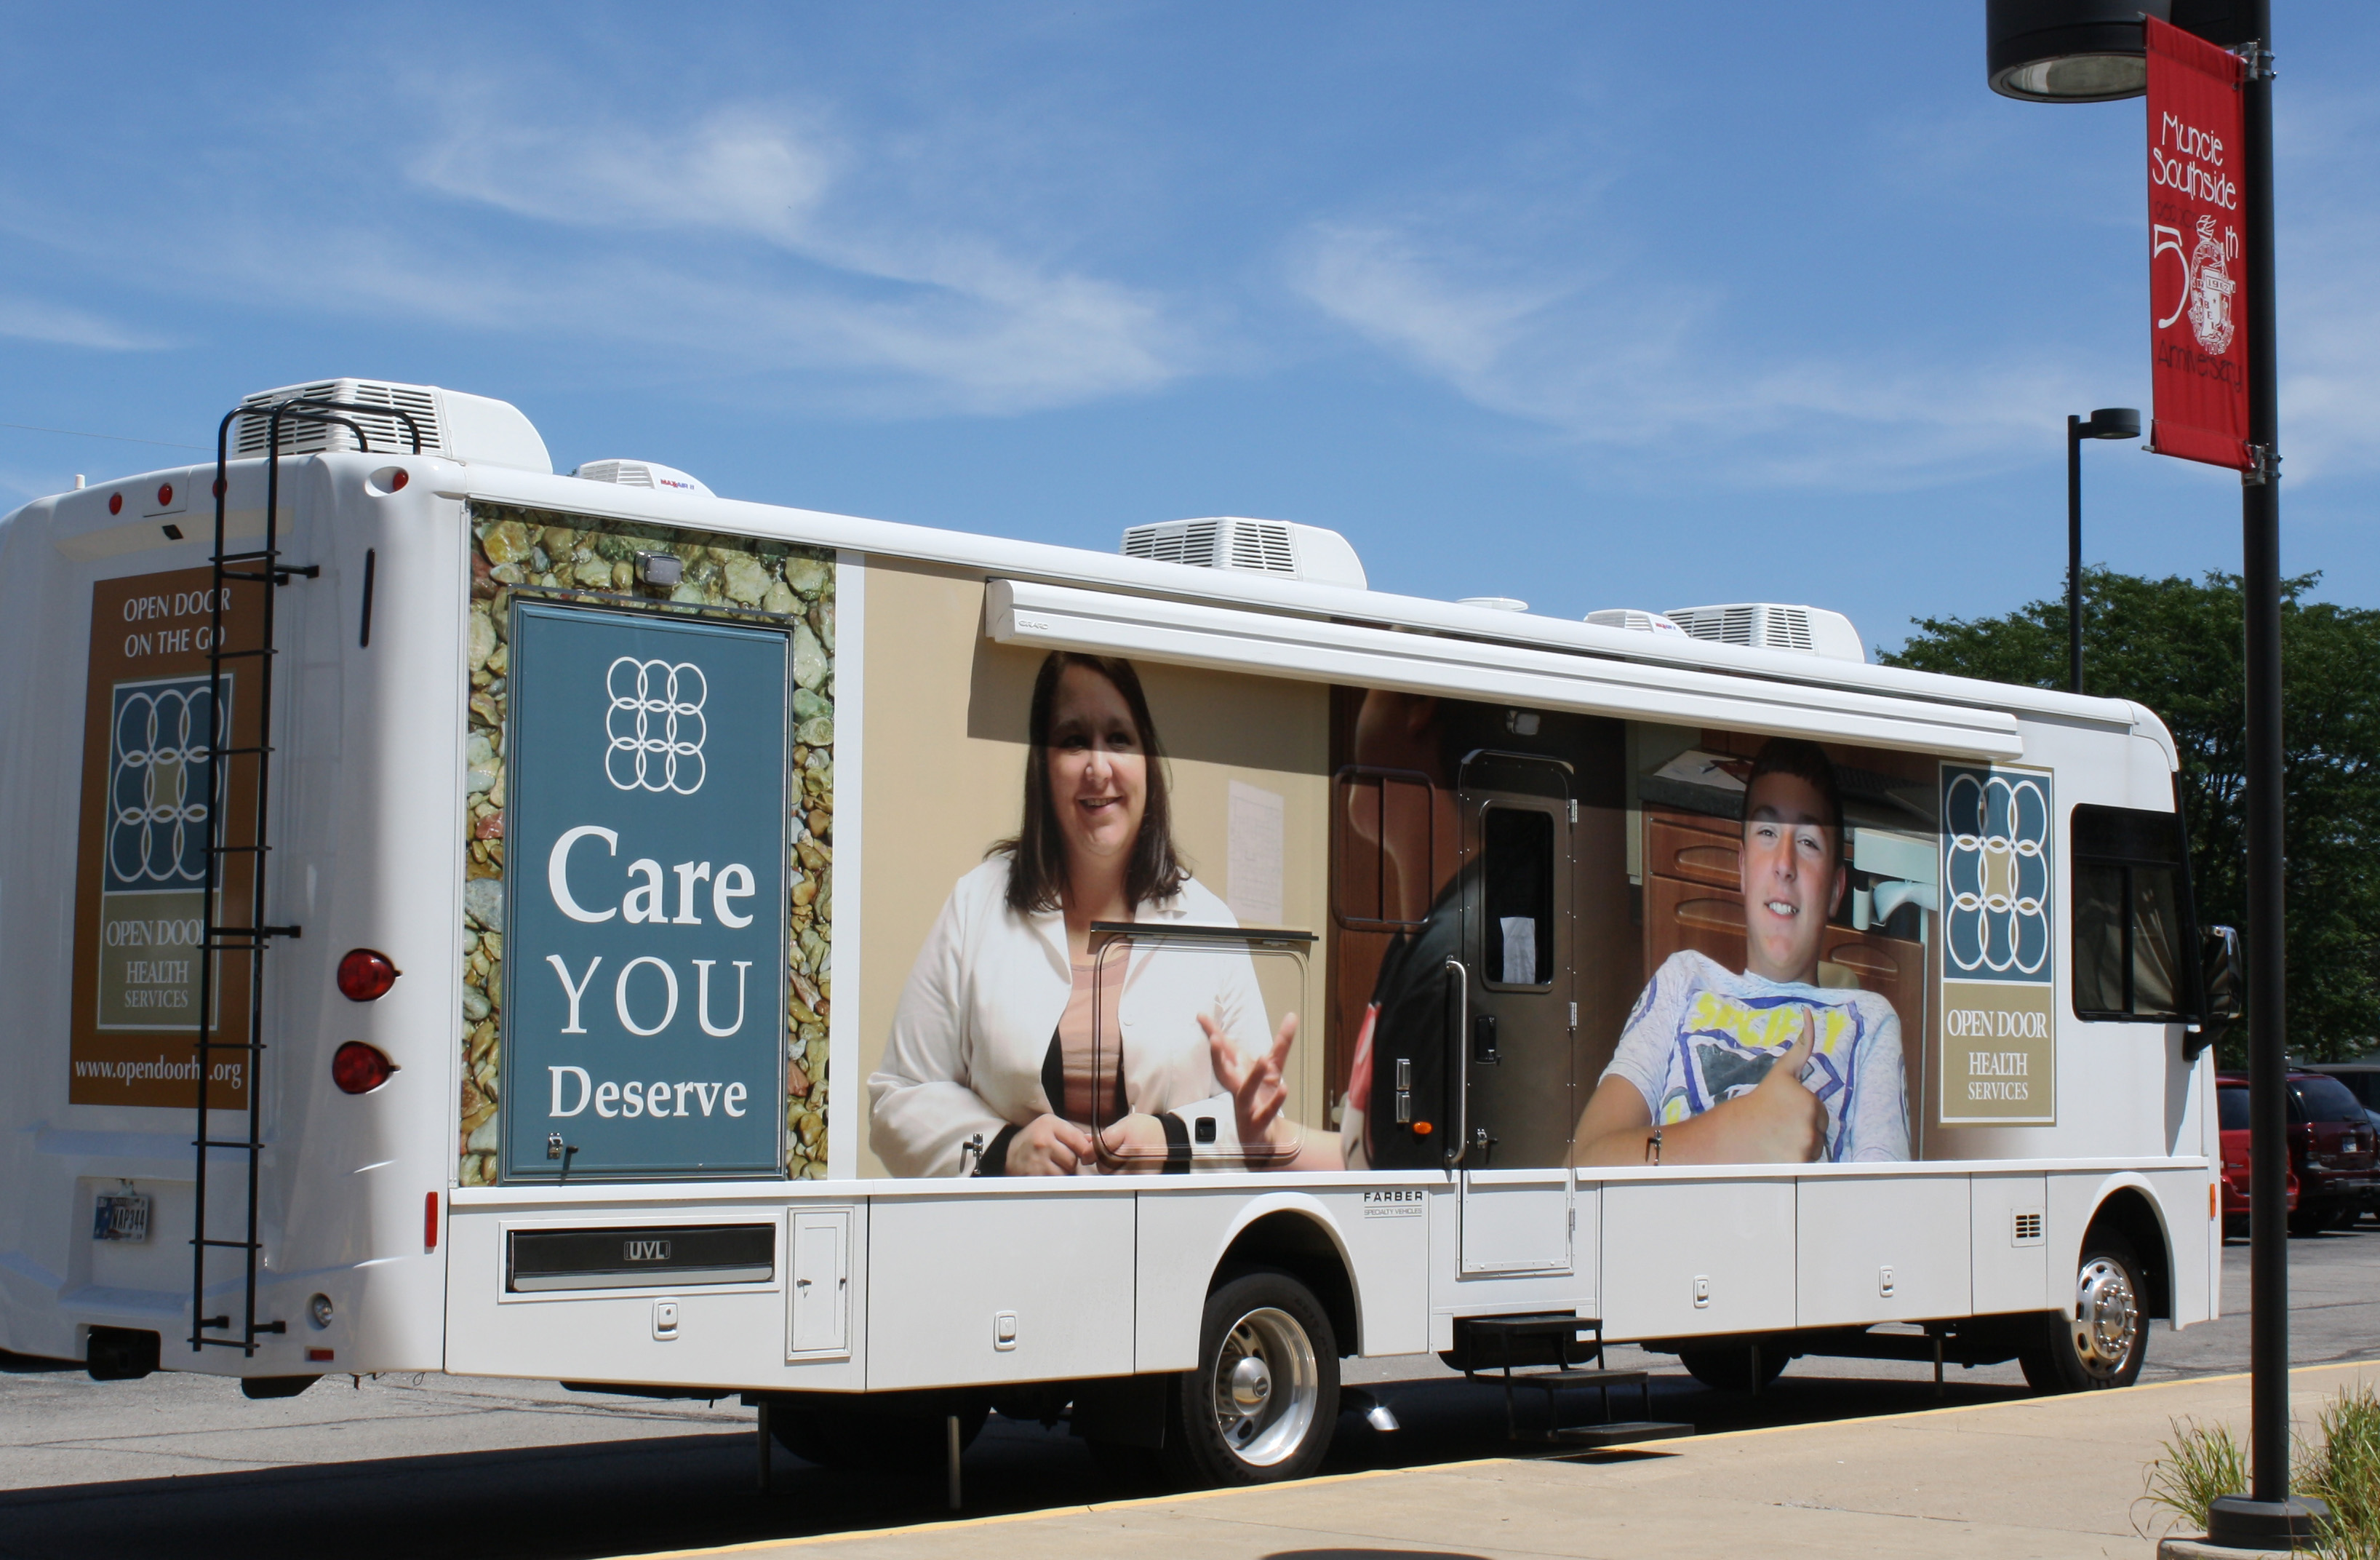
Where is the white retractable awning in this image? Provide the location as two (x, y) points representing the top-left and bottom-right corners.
(983, 578), (2024, 761)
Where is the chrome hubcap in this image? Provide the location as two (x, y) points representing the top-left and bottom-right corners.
(2071, 1256), (2139, 1377)
(1210, 1306), (1317, 1466)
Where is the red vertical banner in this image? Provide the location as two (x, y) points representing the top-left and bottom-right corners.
(2146, 16), (2251, 470)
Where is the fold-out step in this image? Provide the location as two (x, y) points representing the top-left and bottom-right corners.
(1548, 1420), (1696, 1449)
(1504, 1366), (1648, 1390)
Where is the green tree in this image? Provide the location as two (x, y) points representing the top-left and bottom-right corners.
(1885, 567), (2380, 1063)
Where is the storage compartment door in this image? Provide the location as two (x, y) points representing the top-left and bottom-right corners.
(1795, 1174), (1971, 1329)
(788, 1207), (851, 1358)
(1459, 1170), (1573, 1275)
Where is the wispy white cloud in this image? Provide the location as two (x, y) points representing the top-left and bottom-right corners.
(0, 295), (169, 351)
(1287, 218), (2093, 493)
(409, 104), (840, 246)
(380, 98), (1197, 414)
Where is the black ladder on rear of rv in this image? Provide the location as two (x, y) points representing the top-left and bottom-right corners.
(188, 398), (420, 1355)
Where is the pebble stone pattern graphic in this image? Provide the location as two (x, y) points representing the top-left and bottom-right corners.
(457, 504), (835, 1187)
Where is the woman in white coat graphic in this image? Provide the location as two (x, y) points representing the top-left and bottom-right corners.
(868, 652), (1341, 1177)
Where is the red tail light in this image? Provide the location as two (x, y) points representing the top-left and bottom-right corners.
(425, 1190), (440, 1251)
(337, 948), (401, 1001)
(332, 1041), (397, 1094)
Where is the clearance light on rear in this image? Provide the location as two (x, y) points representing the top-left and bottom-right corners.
(426, 1190), (440, 1252)
(332, 1041), (397, 1095)
(337, 948), (400, 1001)
(390, 468), (409, 490)
(108, 493), (124, 515)
(157, 482), (174, 506)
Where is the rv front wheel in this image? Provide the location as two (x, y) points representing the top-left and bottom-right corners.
(2019, 1240), (2146, 1393)
(1165, 1270), (1340, 1487)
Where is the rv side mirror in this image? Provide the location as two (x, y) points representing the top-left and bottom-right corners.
(2186, 924), (2244, 1060)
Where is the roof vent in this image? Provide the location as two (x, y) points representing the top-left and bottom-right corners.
(1459, 596), (1528, 613)
(1585, 608), (1688, 637)
(1120, 517), (1366, 590)
(572, 459), (714, 498)
(232, 379), (550, 473)
(1664, 602), (1865, 663)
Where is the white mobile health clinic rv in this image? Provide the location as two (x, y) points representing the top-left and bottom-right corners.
(0, 379), (2236, 1484)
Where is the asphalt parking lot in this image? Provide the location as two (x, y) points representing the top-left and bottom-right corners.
(3, 1221), (2374, 1560)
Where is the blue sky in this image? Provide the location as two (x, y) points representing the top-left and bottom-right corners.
(3, 3), (2373, 653)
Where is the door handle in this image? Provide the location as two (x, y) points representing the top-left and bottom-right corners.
(1445, 958), (1469, 1168)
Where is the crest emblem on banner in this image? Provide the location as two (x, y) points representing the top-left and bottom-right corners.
(2188, 215), (2237, 356)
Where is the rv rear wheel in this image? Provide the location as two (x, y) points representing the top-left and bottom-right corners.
(2018, 1240), (2146, 1393)
(1164, 1270), (1339, 1488)
(1677, 1342), (1787, 1393)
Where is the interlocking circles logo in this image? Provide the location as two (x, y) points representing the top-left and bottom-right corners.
(606, 657), (708, 795)
(1943, 768), (2051, 979)
(108, 678), (220, 887)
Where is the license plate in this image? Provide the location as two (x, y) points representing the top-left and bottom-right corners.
(93, 1193), (151, 1243)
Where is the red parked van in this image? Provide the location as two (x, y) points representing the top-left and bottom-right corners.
(2217, 1072), (2376, 1233)
(2216, 1075), (2297, 1238)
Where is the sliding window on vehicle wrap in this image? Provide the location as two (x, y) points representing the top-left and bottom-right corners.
(1084, 923), (1316, 1170)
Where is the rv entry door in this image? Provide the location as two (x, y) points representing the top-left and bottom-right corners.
(1453, 750), (1576, 1275)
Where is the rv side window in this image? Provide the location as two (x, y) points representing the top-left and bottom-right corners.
(2071, 804), (2187, 1022)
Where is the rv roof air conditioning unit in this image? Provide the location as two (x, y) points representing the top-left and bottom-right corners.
(1120, 517), (1367, 591)
(231, 379), (552, 474)
(1663, 602), (1866, 663)
(1585, 608), (1688, 637)
(572, 459), (714, 498)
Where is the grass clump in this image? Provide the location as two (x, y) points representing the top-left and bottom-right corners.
(2132, 1385), (2380, 1557)
(2303, 1385), (2380, 1560)
(2137, 1416), (2250, 1540)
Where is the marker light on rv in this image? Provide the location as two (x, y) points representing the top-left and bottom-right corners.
(332, 1041), (397, 1095)
(336, 948), (401, 1002)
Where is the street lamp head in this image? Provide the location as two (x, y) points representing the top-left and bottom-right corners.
(1987, 1), (2261, 101)
(2082, 407), (2142, 439)
(1986, 0), (2154, 102)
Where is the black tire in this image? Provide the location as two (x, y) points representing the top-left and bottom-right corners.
(1161, 1269), (1340, 1488)
(1677, 1342), (1787, 1393)
(768, 1399), (986, 1470)
(2018, 1240), (2147, 1393)
(2289, 1201), (2332, 1238)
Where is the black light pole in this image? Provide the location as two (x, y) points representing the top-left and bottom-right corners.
(2067, 407), (2141, 694)
(1988, 1), (2312, 1545)
(2226, 1), (2294, 1541)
